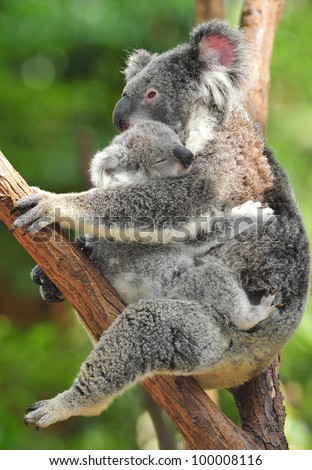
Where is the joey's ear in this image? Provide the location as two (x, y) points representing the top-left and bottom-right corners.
(123, 49), (157, 81)
(190, 19), (248, 89)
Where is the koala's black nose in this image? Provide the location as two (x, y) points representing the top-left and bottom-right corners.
(112, 95), (131, 132)
(173, 144), (194, 168)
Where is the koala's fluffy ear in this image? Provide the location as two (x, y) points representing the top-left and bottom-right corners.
(190, 20), (248, 89)
(123, 49), (157, 81)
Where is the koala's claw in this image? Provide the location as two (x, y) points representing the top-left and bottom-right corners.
(260, 293), (276, 314)
(26, 400), (49, 414)
(24, 400), (54, 429)
(24, 392), (76, 429)
(11, 193), (41, 214)
(22, 225), (38, 237)
(75, 235), (93, 258)
(11, 195), (40, 215)
(41, 288), (65, 303)
(31, 265), (64, 303)
(275, 302), (285, 311)
(11, 192), (54, 234)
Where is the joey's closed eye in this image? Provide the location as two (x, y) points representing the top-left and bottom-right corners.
(144, 88), (158, 102)
(154, 158), (167, 166)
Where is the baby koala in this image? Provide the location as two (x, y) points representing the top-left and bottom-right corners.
(31, 119), (275, 331)
(90, 120), (194, 188)
(33, 119), (276, 332)
(83, 120), (275, 331)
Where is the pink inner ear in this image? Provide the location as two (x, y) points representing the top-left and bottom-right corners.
(200, 35), (234, 68)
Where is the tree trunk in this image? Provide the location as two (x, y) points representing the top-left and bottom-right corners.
(195, 0), (225, 23)
(229, 0), (288, 449)
(230, 355), (288, 449)
(240, 0), (287, 132)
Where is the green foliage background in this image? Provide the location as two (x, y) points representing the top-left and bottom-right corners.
(0, 0), (311, 450)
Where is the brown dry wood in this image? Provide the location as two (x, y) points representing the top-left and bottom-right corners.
(195, 0), (225, 23)
(0, 150), (261, 450)
(231, 355), (288, 450)
(241, 0), (287, 131)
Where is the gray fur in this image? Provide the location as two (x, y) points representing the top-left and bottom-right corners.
(12, 20), (310, 428)
(123, 49), (157, 81)
(86, 119), (275, 330)
(90, 120), (193, 188)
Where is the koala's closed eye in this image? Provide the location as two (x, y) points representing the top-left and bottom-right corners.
(154, 158), (167, 165)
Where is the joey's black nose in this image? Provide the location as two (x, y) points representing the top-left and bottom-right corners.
(173, 144), (194, 168)
(112, 95), (131, 132)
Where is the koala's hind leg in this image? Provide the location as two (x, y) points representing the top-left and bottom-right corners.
(24, 299), (231, 428)
(171, 259), (278, 331)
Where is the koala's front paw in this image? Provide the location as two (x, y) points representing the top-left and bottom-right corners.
(31, 265), (64, 303)
(230, 200), (275, 226)
(25, 392), (73, 429)
(257, 205), (275, 225)
(75, 235), (93, 258)
(11, 191), (56, 234)
(242, 293), (279, 331)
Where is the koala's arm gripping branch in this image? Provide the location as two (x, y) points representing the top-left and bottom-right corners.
(0, 150), (261, 450)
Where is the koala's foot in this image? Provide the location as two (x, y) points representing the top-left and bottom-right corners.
(31, 265), (64, 303)
(25, 392), (75, 429)
(238, 293), (278, 331)
(25, 391), (110, 429)
(230, 200), (275, 224)
(31, 236), (92, 303)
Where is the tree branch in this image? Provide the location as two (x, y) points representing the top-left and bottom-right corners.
(0, 150), (261, 450)
(195, 0), (225, 23)
(240, 0), (287, 131)
(231, 355), (288, 449)
(228, 0), (289, 449)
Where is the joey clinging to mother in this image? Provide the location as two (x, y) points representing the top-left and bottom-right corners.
(12, 20), (274, 239)
(31, 117), (275, 332)
(11, 20), (309, 429)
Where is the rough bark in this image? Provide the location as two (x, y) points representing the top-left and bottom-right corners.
(231, 355), (288, 450)
(240, 0), (287, 131)
(195, 0), (225, 23)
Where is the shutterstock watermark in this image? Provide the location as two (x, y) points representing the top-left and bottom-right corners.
(25, 206), (277, 245)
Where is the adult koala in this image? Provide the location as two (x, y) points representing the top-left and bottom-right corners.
(12, 20), (310, 428)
